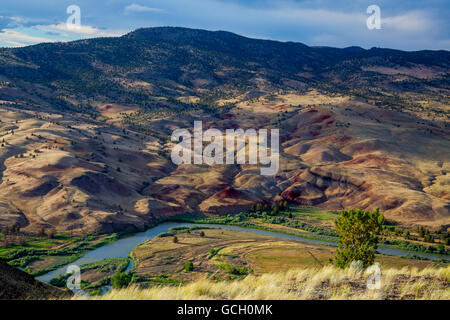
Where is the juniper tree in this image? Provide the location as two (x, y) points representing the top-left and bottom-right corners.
(334, 208), (384, 268)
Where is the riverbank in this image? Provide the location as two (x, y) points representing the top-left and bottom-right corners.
(163, 211), (450, 260)
(1, 205), (445, 287)
(34, 223), (447, 297)
(0, 233), (119, 276)
(129, 227), (449, 286)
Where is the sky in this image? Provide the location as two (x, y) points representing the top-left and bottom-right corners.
(0, 0), (449, 51)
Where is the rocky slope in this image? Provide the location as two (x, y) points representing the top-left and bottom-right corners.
(0, 259), (71, 299)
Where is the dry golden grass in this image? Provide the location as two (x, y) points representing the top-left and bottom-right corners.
(74, 265), (449, 300)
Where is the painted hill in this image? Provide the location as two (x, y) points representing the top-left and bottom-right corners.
(0, 27), (448, 233)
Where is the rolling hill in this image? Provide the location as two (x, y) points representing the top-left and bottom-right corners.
(0, 27), (448, 234)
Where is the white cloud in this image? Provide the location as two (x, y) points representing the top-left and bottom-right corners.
(33, 23), (127, 38)
(382, 11), (432, 33)
(0, 23), (127, 47)
(0, 28), (55, 47)
(124, 4), (165, 15)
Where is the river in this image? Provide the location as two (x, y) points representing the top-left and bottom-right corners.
(36, 222), (449, 283)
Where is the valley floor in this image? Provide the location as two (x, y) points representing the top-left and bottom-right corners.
(130, 227), (448, 285)
(59, 226), (448, 297)
(74, 265), (450, 300)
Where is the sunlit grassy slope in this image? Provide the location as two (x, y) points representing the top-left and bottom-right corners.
(75, 265), (449, 300)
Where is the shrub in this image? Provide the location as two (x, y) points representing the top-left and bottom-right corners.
(88, 288), (102, 296)
(228, 266), (248, 275)
(184, 261), (194, 272)
(111, 272), (132, 289)
(208, 248), (219, 258)
(424, 233), (434, 243)
(219, 263), (248, 275)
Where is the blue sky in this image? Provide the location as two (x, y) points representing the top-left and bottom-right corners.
(0, 0), (449, 50)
